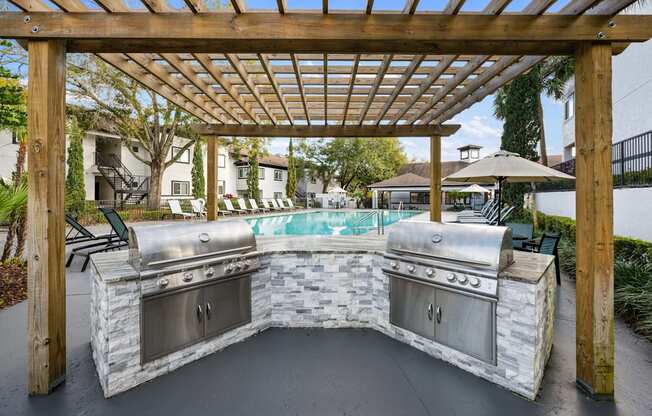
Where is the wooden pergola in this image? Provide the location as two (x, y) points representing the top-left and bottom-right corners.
(2, 0), (651, 401)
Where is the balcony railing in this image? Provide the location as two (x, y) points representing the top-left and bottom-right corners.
(538, 129), (652, 192)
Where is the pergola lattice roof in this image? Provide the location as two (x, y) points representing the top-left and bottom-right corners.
(3, 0), (640, 129)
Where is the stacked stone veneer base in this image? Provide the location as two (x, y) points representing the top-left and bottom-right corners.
(91, 253), (555, 400)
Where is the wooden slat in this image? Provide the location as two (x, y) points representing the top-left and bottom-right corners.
(94, 0), (130, 12)
(8, 0), (52, 11)
(366, 0), (373, 14)
(193, 123), (461, 137)
(27, 39), (66, 395)
(183, 0), (209, 13)
(373, 55), (424, 125)
(443, 0), (465, 14)
(99, 53), (216, 123)
(341, 54), (360, 126)
(207, 137), (217, 221)
(10, 14), (652, 54)
(430, 135), (441, 222)
(403, 0), (420, 14)
(193, 53), (260, 123)
(291, 53), (311, 125)
(390, 56), (456, 124)
(276, 0), (286, 14)
(230, 0), (245, 13)
(257, 53), (294, 124)
(160, 53), (244, 123)
(323, 0), (328, 14)
(49, 0), (90, 12)
(225, 53), (278, 124)
(485, 0), (512, 14)
(561, 0), (603, 15)
(128, 53), (228, 123)
(140, 0), (174, 13)
(323, 53), (328, 123)
(358, 54), (392, 125)
(574, 41), (614, 400)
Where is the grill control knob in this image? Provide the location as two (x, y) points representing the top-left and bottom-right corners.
(457, 275), (468, 285)
(225, 263), (233, 273)
(470, 277), (481, 288)
(425, 268), (434, 277)
(157, 278), (169, 288)
(182, 272), (194, 282)
(235, 262), (243, 271)
(390, 261), (399, 270)
(447, 273), (457, 283)
(205, 267), (215, 277)
(407, 265), (416, 274)
(243, 260), (251, 269)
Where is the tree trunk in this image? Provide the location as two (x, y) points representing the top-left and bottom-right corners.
(2, 139), (28, 261)
(537, 94), (548, 166)
(147, 159), (165, 210)
(14, 212), (27, 259)
(1, 218), (16, 261)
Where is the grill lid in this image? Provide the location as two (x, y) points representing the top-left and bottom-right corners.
(386, 221), (513, 273)
(128, 220), (256, 272)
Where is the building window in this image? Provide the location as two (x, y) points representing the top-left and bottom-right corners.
(410, 192), (429, 204)
(218, 180), (225, 195)
(274, 169), (283, 181)
(564, 93), (574, 120)
(571, 145), (576, 158)
(258, 167), (265, 180)
(171, 181), (190, 196)
(171, 146), (190, 163)
(238, 167), (249, 179)
(460, 150), (469, 160)
(273, 192), (283, 199)
(11, 131), (18, 144)
(131, 145), (139, 153)
(470, 149), (479, 159)
(217, 154), (226, 168)
(310, 177), (317, 184)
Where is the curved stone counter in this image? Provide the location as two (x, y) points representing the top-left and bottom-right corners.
(90, 235), (556, 400)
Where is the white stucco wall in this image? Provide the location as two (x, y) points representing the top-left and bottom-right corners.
(235, 165), (287, 199)
(0, 130), (20, 181)
(535, 189), (652, 242)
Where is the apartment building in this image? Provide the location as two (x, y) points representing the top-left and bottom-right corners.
(0, 128), (301, 204)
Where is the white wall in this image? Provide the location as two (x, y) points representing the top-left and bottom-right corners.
(0, 130), (19, 181)
(535, 189), (652, 242)
(234, 165), (287, 199)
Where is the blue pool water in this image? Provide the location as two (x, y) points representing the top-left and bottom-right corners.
(246, 210), (420, 236)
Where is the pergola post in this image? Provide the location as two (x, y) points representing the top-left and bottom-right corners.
(430, 135), (442, 222)
(574, 42), (615, 400)
(206, 136), (218, 221)
(26, 40), (67, 395)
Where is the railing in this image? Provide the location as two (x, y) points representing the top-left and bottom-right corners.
(352, 210), (385, 235)
(95, 151), (150, 197)
(538, 129), (652, 191)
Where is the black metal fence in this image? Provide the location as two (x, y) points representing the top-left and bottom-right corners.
(538, 129), (652, 191)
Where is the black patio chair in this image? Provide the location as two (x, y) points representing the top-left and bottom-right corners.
(506, 222), (534, 249)
(65, 214), (115, 245)
(66, 208), (129, 272)
(521, 233), (562, 285)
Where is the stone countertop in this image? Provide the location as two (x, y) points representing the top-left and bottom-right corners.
(90, 235), (552, 284)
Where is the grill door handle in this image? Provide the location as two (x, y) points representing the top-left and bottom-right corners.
(427, 303), (434, 321)
(205, 302), (212, 320)
(436, 306), (442, 324)
(196, 305), (203, 322)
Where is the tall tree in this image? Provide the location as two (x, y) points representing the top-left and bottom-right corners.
(65, 116), (86, 216)
(247, 139), (261, 200)
(68, 55), (195, 209)
(299, 137), (406, 193)
(191, 138), (205, 199)
(286, 139), (297, 200)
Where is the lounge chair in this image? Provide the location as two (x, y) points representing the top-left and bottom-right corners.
(261, 199), (281, 211)
(270, 199), (287, 211)
(519, 233), (562, 285)
(66, 208), (129, 272)
(65, 214), (115, 245)
(276, 198), (294, 210)
(168, 199), (195, 220)
(237, 198), (257, 214)
(249, 199), (269, 213)
(224, 199), (246, 215)
(459, 205), (514, 225)
(190, 199), (206, 218)
(285, 198), (299, 210)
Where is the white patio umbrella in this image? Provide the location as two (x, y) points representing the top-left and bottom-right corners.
(327, 186), (347, 194)
(459, 184), (491, 194)
(445, 150), (575, 224)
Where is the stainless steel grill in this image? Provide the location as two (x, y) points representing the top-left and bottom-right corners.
(129, 220), (259, 363)
(383, 221), (513, 364)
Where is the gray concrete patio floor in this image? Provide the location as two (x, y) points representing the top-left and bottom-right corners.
(1, 216), (651, 415)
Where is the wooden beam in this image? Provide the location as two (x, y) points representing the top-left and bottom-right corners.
(193, 124), (460, 137)
(430, 135), (442, 222)
(207, 137), (217, 221)
(230, 0), (245, 13)
(341, 54), (360, 126)
(225, 53), (278, 124)
(48, 0), (89, 12)
(7, 0), (51, 11)
(574, 42), (614, 400)
(403, 0), (420, 14)
(365, 0), (373, 14)
(27, 39), (66, 395)
(140, 0), (174, 13)
(93, 0), (129, 12)
(291, 53), (310, 125)
(358, 54), (392, 125)
(257, 53), (294, 124)
(5, 14), (652, 54)
(375, 55), (425, 124)
(444, 0), (465, 14)
(276, 0), (286, 14)
(323, 53), (328, 123)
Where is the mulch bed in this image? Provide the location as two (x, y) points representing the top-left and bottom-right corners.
(0, 260), (27, 310)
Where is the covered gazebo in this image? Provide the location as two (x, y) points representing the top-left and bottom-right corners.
(1, 0), (650, 402)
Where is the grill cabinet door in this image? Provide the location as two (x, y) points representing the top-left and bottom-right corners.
(142, 286), (204, 363)
(390, 275), (435, 340)
(434, 288), (495, 363)
(203, 276), (252, 338)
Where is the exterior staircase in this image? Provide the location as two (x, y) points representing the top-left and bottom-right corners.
(95, 152), (149, 204)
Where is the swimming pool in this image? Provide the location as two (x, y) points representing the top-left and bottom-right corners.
(246, 210), (420, 236)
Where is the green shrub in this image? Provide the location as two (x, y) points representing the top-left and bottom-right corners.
(614, 258), (652, 338)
